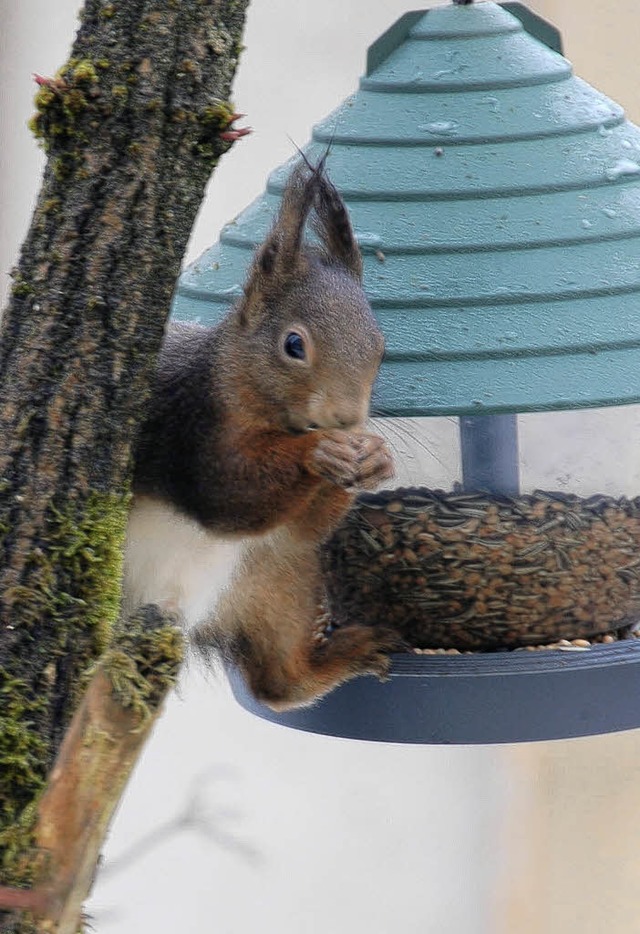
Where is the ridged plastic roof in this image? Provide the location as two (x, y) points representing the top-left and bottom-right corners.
(172, 1), (640, 416)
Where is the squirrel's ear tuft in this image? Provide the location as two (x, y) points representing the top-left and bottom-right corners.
(238, 162), (319, 325)
(312, 166), (363, 282)
(258, 241), (278, 276)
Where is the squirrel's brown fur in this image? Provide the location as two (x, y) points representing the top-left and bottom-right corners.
(128, 159), (401, 709)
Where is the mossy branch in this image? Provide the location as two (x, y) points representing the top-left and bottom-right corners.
(0, 607), (183, 934)
(0, 0), (250, 918)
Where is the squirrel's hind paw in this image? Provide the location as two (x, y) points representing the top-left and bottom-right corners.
(243, 624), (406, 712)
(312, 623), (407, 681)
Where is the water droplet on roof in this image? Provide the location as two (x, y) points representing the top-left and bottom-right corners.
(419, 120), (459, 136)
(605, 160), (640, 181)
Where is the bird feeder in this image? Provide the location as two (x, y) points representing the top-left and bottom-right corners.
(172, 1), (640, 743)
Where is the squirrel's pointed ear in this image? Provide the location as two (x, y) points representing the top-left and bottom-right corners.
(238, 163), (318, 325)
(312, 169), (363, 282)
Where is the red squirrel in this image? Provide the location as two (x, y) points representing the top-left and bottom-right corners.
(124, 159), (401, 709)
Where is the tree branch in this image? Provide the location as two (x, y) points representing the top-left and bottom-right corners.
(0, 607), (182, 933)
(0, 0), (250, 914)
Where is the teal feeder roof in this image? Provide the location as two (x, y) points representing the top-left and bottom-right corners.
(172, 1), (640, 417)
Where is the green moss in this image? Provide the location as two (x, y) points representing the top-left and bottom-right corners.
(11, 278), (34, 298)
(111, 84), (128, 102)
(0, 681), (47, 808)
(42, 197), (61, 214)
(33, 85), (55, 110)
(48, 491), (130, 652)
(0, 800), (42, 890)
(0, 678), (47, 885)
(71, 59), (98, 84)
(195, 100), (237, 163)
(6, 491), (129, 655)
(63, 88), (89, 116)
(201, 101), (235, 125)
(29, 58), (100, 155)
(51, 153), (76, 181)
(100, 3), (116, 17)
(30, 91), (81, 151)
(1, 490), (130, 886)
(104, 619), (183, 723)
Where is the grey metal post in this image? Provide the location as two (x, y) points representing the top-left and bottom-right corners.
(459, 414), (520, 495)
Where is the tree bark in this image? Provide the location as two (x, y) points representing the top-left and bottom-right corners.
(32, 607), (182, 934)
(0, 0), (249, 914)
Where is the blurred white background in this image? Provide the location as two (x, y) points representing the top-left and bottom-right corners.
(3, 2), (640, 932)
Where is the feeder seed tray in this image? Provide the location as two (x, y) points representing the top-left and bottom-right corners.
(227, 637), (640, 744)
(323, 487), (640, 651)
(228, 486), (640, 745)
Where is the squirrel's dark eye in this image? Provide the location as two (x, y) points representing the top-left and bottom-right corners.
(284, 331), (306, 361)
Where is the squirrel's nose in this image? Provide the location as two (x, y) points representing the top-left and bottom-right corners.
(306, 393), (369, 430)
(333, 413), (365, 431)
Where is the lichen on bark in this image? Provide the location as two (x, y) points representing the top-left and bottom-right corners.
(0, 0), (250, 913)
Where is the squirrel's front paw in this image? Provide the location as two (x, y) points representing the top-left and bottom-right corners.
(310, 431), (394, 490)
(353, 434), (394, 490)
(310, 429), (363, 488)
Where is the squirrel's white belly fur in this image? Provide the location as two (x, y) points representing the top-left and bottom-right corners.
(123, 496), (246, 630)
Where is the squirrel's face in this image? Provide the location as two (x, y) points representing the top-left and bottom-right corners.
(241, 265), (384, 434)
(233, 158), (385, 432)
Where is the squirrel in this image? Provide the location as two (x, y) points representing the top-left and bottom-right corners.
(123, 158), (402, 710)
